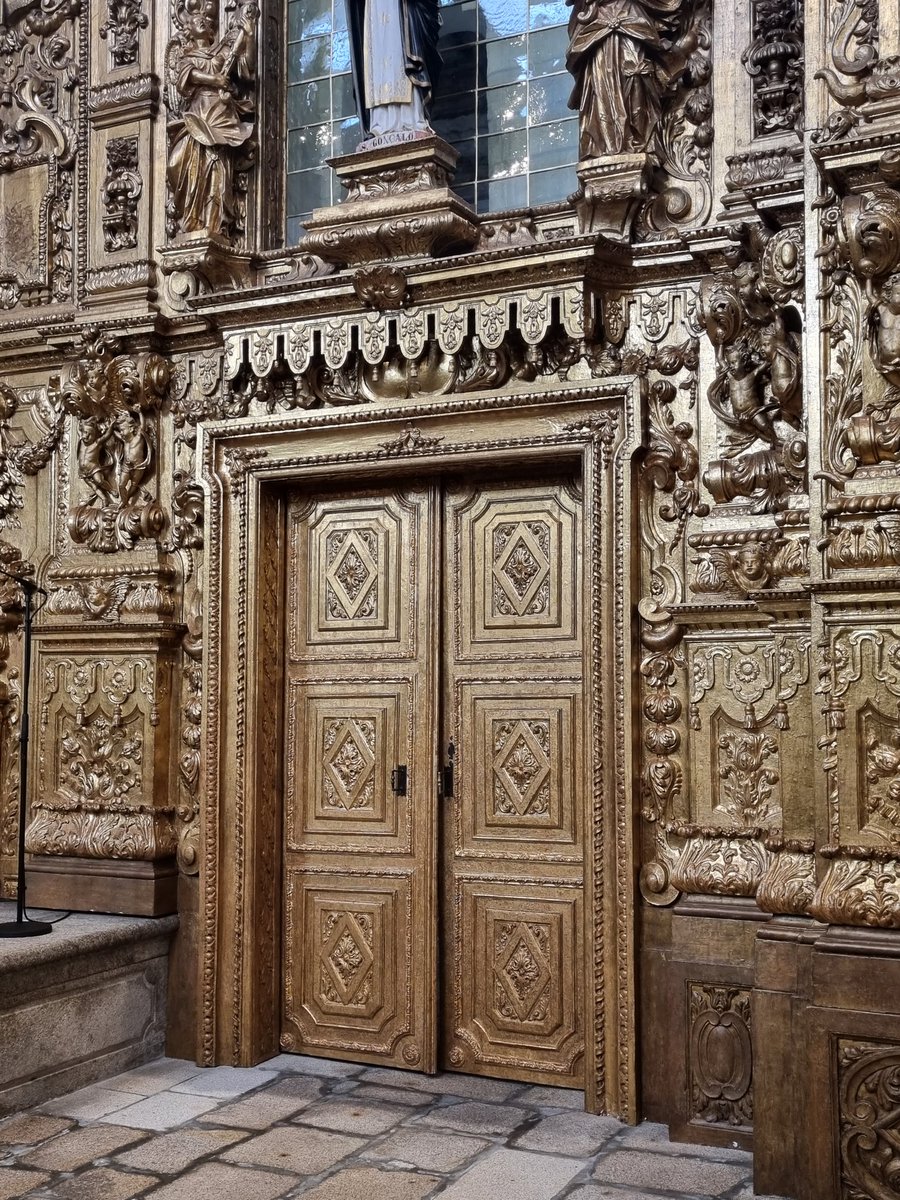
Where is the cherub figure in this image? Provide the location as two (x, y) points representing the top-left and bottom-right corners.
(707, 341), (779, 455)
(868, 271), (900, 391)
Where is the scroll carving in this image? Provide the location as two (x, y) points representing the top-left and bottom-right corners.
(0, 383), (64, 526)
(838, 1038), (900, 1200)
(815, 0), (900, 136)
(58, 329), (170, 553)
(0, 0), (80, 308)
(164, 0), (259, 240)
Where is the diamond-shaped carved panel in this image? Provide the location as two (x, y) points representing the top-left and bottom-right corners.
(494, 920), (552, 1023)
(323, 719), (376, 811)
(452, 486), (580, 651)
(283, 876), (414, 1053)
(462, 689), (580, 851)
(288, 498), (412, 653)
(493, 719), (551, 818)
(320, 910), (375, 1009)
(492, 522), (551, 618)
(451, 886), (583, 1078)
(325, 530), (379, 621)
(286, 685), (409, 849)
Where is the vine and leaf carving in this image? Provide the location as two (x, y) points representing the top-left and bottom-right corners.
(57, 329), (170, 552)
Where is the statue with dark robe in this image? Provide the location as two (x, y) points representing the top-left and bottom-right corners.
(566, 0), (696, 160)
(345, 0), (441, 142)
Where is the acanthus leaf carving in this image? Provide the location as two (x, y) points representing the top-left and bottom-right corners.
(99, 0), (148, 69)
(838, 1038), (900, 1200)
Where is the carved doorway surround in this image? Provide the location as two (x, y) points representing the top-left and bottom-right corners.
(199, 380), (639, 1119)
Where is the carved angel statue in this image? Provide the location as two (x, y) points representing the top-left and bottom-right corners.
(165, 0), (259, 238)
(565, 0), (698, 159)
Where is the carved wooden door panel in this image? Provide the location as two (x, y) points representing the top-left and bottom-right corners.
(440, 478), (586, 1087)
(281, 486), (439, 1071)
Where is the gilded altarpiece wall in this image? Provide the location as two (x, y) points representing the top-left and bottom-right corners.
(0, 0), (898, 1195)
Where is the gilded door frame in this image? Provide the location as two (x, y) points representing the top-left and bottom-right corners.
(198, 379), (640, 1119)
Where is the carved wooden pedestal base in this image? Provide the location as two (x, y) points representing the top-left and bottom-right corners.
(574, 153), (653, 241)
(299, 135), (479, 265)
(26, 855), (177, 917)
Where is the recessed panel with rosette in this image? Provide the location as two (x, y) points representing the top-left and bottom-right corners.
(281, 488), (439, 1071)
(441, 479), (586, 1087)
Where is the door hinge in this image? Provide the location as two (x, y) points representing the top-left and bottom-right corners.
(391, 765), (408, 796)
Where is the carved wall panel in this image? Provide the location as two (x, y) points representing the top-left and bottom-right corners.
(838, 1037), (900, 1200)
(688, 983), (753, 1131)
(26, 649), (175, 861)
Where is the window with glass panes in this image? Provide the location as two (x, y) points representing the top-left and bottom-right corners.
(286, 0), (575, 242)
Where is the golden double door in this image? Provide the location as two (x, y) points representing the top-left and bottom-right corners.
(281, 473), (586, 1088)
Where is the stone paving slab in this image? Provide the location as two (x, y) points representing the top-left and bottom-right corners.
(437, 1146), (587, 1199)
(298, 1165), (440, 1200)
(0, 1053), (775, 1200)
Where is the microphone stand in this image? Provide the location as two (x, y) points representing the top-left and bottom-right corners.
(0, 569), (51, 938)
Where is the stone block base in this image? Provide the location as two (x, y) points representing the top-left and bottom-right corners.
(0, 903), (177, 1114)
(26, 856), (178, 917)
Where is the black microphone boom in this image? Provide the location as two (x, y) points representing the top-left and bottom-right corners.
(0, 571), (52, 938)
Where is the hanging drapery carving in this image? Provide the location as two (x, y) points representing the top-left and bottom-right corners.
(164, 0), (259, 239)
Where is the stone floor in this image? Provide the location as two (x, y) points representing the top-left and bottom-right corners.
(0, 1055), (785, 1200)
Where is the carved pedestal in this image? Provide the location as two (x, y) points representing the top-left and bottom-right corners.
(574, 153), (654, 241)
(299, 135), (479, 266)
(24, 602), (181, 917)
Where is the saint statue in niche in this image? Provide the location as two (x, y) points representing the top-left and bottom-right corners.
(565, 0), (697, 160)
(345, 0), (441, 143)
(165, 0), (259, 238)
